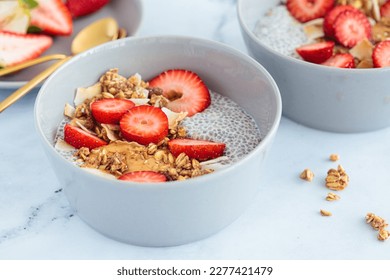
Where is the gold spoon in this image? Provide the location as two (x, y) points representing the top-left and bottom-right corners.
(0, 17), (121, 113)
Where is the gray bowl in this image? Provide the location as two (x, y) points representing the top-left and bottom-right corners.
(34, 36), (281, 246)
(238, 0), (390, 133)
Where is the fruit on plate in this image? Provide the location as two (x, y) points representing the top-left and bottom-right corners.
(149, 69), (211, 117)
(286, 0), (334, 23)
(0, 30), (52, 67)
(296, 41), (335, 63)
(333, 9), (371, 48)
(0, 0), (30, 34)
(119, 105), (169, 146)
(66, 0), (110, 18)
(372, 40), (390, 68)
(91, 98), (135, 124)
(30, 0), (72, 36)
(321, 53), (355, 68)
(64, 123), (107, 149)
(168, 138), (226, 161)
(118, 171), (167, 183)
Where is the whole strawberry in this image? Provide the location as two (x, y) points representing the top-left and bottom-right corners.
(66, 0), (110, 18)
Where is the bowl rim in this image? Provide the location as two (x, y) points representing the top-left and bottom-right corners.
(237, 0), (390, 74)
(34, 35), (282, 191)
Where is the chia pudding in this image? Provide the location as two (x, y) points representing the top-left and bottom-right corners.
(253, 0), (390, 68)
(55, 68), (261, 182)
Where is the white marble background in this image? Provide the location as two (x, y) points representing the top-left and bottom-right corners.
(0, 0), (390, 259)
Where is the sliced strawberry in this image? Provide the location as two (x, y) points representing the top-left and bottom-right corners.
(66, 0), (110, 18)
(296, 41), (335, 63)
(323, 5), (357, 38)
(30, 0), (72, 36)
(372, 40), (390, 68)
(381, 1), (390, 18)
(118, 171), (167, 183)
(333, 9), (371, 48)
(91, 98), (135, 124)
(148, 69), (211, 117)
(64, 124), (107, 149)
(119, 105), (168, 146)
(321, 53), (355, 68)
(286, 0), (334, 23)
(168, 138), (226, 161)
(0, 31), (52, 67)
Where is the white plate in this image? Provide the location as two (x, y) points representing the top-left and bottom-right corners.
(0, 0), (142, 90)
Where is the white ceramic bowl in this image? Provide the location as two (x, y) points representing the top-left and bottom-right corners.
(34, 36), (281, 246)
(238, 0), (390, 133)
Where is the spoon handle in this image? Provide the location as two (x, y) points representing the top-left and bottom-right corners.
(0, 56), (71, 113)
(0, 54), (67, 77)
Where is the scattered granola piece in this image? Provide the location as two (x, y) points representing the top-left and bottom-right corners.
(325, 164), (349, 191)
(320, 209), (332, 216)
(365, 212), (388, 230)
(329, 153), (340, 162)
(326, 192), (341, 201)
(300, 168), (315, 182)
(378, 228), (390, 241)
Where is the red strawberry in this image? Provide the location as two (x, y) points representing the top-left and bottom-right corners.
(381, 1), (390, 18)
(286, 0), (334, 23)
(91, 98), (135, 124)
(323, 5), (357, 38)
(333, 9), (371, 48)
(30, 0), (73, 36)
(321, 53), (355, 68)
(66, 0), (110, 18)
(119, 105), (168, 146)
(168, 138), (226, 161)
(0, 31), (52, 67)
(118, 171), (167, 183)
(372, 40), (390, 68)
(148, 69), (211, 117)
(296, 41), (335, 63)
(64, 124), (107, 149)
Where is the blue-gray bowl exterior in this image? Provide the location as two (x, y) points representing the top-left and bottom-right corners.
(34, 36), (281, 246)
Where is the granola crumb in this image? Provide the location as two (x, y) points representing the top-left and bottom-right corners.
(329, 153), (340, 162)
(300, 168), (314, 182)
(378, 228), (390, 241)
(320, 209), (332, 217)
(365, 212), (388, 230)
(325, 164), (349, 191)
(326, 192), (340, 201)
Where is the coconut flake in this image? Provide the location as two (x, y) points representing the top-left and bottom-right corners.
(55, 138), (75, 152)
(74, 82), (101, 106)
(349, 38), (374, 60)
(101, 124), (120, 141)
(64, 103), (75, 118)
(75, 120), (97, 135)
(130, 98), (150, 106)
(303, 18), (324, 41)
(200, 156), (231, 170)
(161, 107), (188, 130)
(372, 0), (381, 21)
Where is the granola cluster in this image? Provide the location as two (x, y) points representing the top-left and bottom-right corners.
(365, 213), (390, 241)
(325, 165), (350, 191)
(65, 69), (215, 181)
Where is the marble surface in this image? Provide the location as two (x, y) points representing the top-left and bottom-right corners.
(0, 0), (390, 260)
